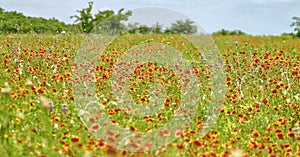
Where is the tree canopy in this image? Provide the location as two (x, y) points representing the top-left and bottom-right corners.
(70, 1), (132, 34)
(70, 1), (95, 33)
(213, 29), (246, 36)
(166, 19), (197, 34)
(291, 16), (300, 37)
(0, 2), (254, 35)
(0, 1), (200, 35)
(3, 2), (300, 36)
(0, 7), (74, 34)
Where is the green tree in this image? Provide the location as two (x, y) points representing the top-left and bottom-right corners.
(94, 10), (114, 25)
(95, 8), (132, 35)
(0, 7), (75, 33)
(127, 22), (162, 34)
(70, 1), (94, 33)
(214, 29), (229, 36)
(166, 19), (197, 34)
(138, 25), (151, 34)
(151, 23), (163, 34)
(127, 22), (140, 34)
(213, 29), (246, 36)
(70, 2), (132, 34)
(291, 16), (300, 37)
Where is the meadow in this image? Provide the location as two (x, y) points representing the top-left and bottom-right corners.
(0, 33), (299, 157)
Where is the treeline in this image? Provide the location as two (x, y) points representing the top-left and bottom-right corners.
(213, 29), (246, 36)
(0, 3), (243, 35)
(0, 8), (77, 33)
(1, 1), (299, 37)
(0, 6), (241, 35)
(70, 1), (198, 35)
(0, 4), (198, 35)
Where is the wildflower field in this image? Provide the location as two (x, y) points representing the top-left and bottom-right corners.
(0, 33), (300, 157)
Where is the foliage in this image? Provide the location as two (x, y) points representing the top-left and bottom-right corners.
(70, 1), (132, 34)
(290, 16), (300, 38)
(93, 8), (132, 35)
(127, 21), (199, 35)
(70, 1), (95, 33)
(165, 19), (197, 34)
(0, 7), (75, 34)
(127, 23), (163, 34)
(213, 29), (246, 36)
(69, 1), (195, 35)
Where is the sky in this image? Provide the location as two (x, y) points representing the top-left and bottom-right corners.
(0, 0), (299, 35)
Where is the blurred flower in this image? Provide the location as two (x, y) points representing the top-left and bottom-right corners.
(49, 102), (54, 111)
(25, 79), (33, 86)
(91, 123), (100, 131)
(179, 55), (183, 63)
(235, 41), (238, 45)
(54, 123), (58, 129)
(293, 127), (300, 135)
(39, 96), (53, 109)
(71, 137), (80, 143)
(201, 55), (206, 63)
(17, 112), (24, 119)
(79, 109), (85, 116)
(276, 133), (285, 139)
(231, 149), (244, 157)
(62, 104), (68, 114)
(1, 82), (11, 93)
(1, 87), (11, 93)
(295, 94), (299, 101)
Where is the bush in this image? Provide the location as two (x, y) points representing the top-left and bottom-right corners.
(213, 29), (246, 36)
(0, 7), (75, 34)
